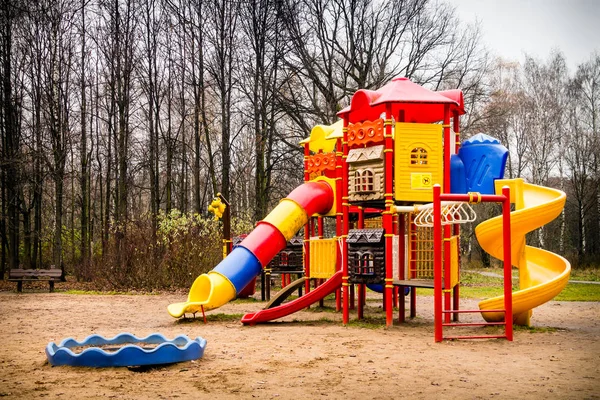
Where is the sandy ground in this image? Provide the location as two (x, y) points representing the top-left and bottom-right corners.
(0, 286), (598, 400)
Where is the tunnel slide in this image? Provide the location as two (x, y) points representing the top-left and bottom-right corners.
(167, 179), (334, 318)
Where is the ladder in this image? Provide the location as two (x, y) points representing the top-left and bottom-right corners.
(432, 185), (514, 342)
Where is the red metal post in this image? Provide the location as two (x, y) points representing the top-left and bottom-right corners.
(502, 186), (514, 341)
(384, 105), (394, 327)
(443, 104), (451, 191)
(358, 206), (364, 228)
(409, 213), (417, 318)
(452, 111), (461, 321)
(433, 184), (443, 342)
(342, 119), (350, 324)
(392, 214), (398, 308)
(335, 137), (343, 311)
(398, 214), (406, 323)
(442, 105), (452, 324)
(318, 216), (324, 238)
(304, 142), (311, 295)
(357, 207), (365, 319)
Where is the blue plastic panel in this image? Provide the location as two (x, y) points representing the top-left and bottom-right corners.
(450, 154), (467, 193)
(457, 134), (508, 194)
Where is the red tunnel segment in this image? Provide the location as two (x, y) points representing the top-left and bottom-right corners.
(287, 181), (334, 216)
(239, 222), (287, 268)
(238, 180), (334, 268)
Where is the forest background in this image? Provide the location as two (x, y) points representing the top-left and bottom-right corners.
(1, 0), (598, 290)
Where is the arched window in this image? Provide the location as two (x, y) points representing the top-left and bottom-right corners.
(362, 169), (374, 192)
(354, 169), (375, 193)
(410, 147), (428, 165)
(361, 252), (374, 275)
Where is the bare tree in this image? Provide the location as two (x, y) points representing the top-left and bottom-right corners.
(0, 0), (22, 272)
(140, 0), (163, 222)
(41, 0), (78, 274)
(565, 54), (600, 263)
(79, 0), (91, 278)
(238, 0), (285, 220)
(166, 0), (218, 213)
(98, 0), (138, 262)
(206, 0), (239, 202)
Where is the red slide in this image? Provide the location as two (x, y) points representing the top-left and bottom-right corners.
(241, 271), (343, 325)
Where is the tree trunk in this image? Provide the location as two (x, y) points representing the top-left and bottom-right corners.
(1, 1), (19, 270)
(80, 0), (89, 279)
(53, 175), (64, 272)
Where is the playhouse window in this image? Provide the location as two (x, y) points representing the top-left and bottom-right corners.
(354, 169), (375, 193)
(410, 147), (428, 165)
(353, 252), (374, 275)
(288, 253), (299, 267)
(280, 252), (289, 267)
(360, 252), (375, 275)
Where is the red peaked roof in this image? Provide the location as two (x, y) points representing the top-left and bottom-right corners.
(338, 77), (465, 124)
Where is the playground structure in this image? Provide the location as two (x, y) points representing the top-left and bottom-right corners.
(168, 77), (571, 342)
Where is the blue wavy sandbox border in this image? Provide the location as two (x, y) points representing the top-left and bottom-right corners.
(46, 333), (207, 367)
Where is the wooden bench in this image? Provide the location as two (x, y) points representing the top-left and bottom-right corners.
(8, 268), (62, 293)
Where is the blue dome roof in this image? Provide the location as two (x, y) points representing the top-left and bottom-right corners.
(462, 133), (501, 146)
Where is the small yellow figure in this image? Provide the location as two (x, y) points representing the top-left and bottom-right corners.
(208, 194), (227, 220)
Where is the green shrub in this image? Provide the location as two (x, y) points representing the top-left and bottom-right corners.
(94, 210), (254, 291)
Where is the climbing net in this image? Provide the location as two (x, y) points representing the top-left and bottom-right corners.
(413, 201), (477, 228)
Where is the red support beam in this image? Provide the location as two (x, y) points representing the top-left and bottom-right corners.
(452, 111), (461, 322)
(502, 186), (514, 341)
(384, 105), (394, 327)
(398, 214), (406, 323)
(433, 185), (443, 342)
(303, 143), (311, 295)
(335, 137), (343, 312)
(342, 119), (350, 325)
(442, 105), (452, 324)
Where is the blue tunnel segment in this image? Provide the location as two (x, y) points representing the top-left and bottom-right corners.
(213, 246), (262, 294)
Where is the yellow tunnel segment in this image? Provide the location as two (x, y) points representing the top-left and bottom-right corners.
(262, 199), (308, 241)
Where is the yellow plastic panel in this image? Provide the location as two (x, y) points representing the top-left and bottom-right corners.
(394, 122), (443, 202)
(305, 120), (342, 153)
(263, 199), (308, 241)
(410, 172), (433, 190)
(449, 236), (459, 288)
(309, 238), (337, 279)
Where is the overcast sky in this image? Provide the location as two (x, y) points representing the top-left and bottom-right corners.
(451, 0), (600, 71)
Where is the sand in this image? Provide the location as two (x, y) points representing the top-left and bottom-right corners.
(0, 288), (598, 399)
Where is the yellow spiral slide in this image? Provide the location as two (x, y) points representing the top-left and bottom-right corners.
(475, 178), (571, 326)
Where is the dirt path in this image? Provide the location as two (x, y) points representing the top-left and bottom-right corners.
(0, 291), (598, 399)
